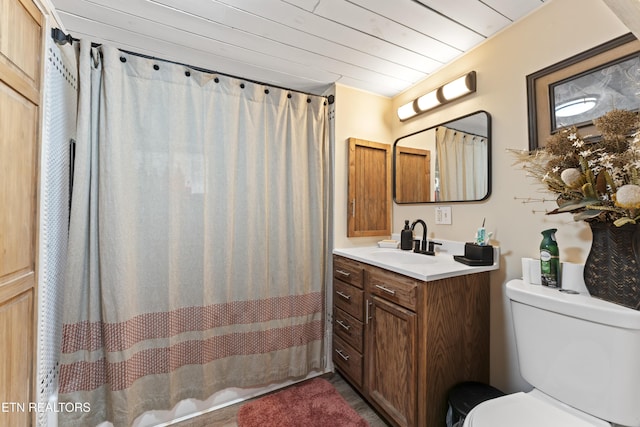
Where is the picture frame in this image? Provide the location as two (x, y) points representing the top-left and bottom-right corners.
(526, 33), (640, 150)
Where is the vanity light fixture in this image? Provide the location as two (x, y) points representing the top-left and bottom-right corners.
(397, 71), (477, 121)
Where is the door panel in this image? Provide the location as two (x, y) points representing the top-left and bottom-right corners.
(367, 296), (417, 427)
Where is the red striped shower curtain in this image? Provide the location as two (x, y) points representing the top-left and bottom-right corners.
(59, 41), (329, 427)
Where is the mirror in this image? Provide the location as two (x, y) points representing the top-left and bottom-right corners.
(393, 111), (491, 203)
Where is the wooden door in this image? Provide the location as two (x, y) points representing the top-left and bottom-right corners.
(0, 0), (43, 425)
(347, 138), (391, 237)
(367, 295), (417, 427)
(395, 146), (431, 203)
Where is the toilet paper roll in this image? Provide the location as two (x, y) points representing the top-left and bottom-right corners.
(560, 262), (588, 294)
(521, 258), (541, 285)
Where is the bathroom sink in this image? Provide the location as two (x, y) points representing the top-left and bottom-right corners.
(334, 241), (500, 282)
(366, 249), (436, 265)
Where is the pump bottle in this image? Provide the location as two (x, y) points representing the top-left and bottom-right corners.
(401, 220), (413, 250)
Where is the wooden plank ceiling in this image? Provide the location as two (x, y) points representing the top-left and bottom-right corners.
(49, 0), (546, 97)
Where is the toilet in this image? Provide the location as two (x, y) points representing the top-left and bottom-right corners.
(464, 279), (640, 427)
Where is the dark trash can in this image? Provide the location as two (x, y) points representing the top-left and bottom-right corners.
(446, 381), (505, 427)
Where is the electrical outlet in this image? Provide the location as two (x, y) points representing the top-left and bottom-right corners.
(435, 206), (452, 225)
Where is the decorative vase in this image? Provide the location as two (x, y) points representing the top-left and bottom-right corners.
(583, 221), (640, 310)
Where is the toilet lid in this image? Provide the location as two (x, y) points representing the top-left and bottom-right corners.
(463, 392), (610, 427)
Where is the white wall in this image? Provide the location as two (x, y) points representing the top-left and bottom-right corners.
(333, 0), (630, 393)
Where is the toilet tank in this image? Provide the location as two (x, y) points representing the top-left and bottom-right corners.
(506, 279), (640, 427)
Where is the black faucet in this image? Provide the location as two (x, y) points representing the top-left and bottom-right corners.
(411, 219), (428, 252)
(410, 219), (441, 255)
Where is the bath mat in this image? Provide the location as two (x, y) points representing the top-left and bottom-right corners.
(237, 377), (369, 427)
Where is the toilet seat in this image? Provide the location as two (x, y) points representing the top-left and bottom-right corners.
(463, 390), (611, 427)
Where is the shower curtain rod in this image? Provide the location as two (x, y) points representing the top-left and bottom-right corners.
(51, 28), (335, 105)
(435, 125), (486, 139)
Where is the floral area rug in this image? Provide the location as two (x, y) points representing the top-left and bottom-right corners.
(237, 377), (369, 427)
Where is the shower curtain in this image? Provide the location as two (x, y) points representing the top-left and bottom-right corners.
(59, 41), (330, 427)
(436, 126), (488, 200)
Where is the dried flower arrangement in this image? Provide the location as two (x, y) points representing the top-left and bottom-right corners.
(512, 109), (640, 226)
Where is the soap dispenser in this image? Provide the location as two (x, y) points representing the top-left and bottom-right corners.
(540, 228), (560, 287)
(401, 220), (413, 250)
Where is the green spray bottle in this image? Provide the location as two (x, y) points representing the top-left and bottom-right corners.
(540, 228), (560, 287)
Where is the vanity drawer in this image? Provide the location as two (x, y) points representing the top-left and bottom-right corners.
(333, 335), (363, 388)
(334, 279), (364, 321)
(367, 267), (418, 311)
(333, 255), (364, 289)
(333, 308), (364, 352)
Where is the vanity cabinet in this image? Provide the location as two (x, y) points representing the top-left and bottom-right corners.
(332, 255), (490, 427)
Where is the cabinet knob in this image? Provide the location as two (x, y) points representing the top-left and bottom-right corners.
(336, 319), (351, 331)
(336, 291), (351, 301)
(375, 284), (396, 295)
(335, 349), (350, 361)
(336, 269), (351, 277)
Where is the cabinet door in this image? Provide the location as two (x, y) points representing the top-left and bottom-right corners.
(0, 0), (42, 103)
(367, 295), (417, 427)
(347, 138), (391, 237)
(395, 146), (431, 203)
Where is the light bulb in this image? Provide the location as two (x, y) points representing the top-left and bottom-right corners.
(397, 101), (417, 121)
(416, 90), (440, 112)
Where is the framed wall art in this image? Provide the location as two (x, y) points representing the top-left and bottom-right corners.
(527, 33), (640, 150)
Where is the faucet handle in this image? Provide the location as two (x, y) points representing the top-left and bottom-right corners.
(428, 241), (442, 252)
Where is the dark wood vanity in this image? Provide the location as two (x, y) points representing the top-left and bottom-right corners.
(332, 254), (490, 427)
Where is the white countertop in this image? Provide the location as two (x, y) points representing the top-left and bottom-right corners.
(333, 240), (499, 281)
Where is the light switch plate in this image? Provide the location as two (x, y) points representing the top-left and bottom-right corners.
(435, 206), (452, 225)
